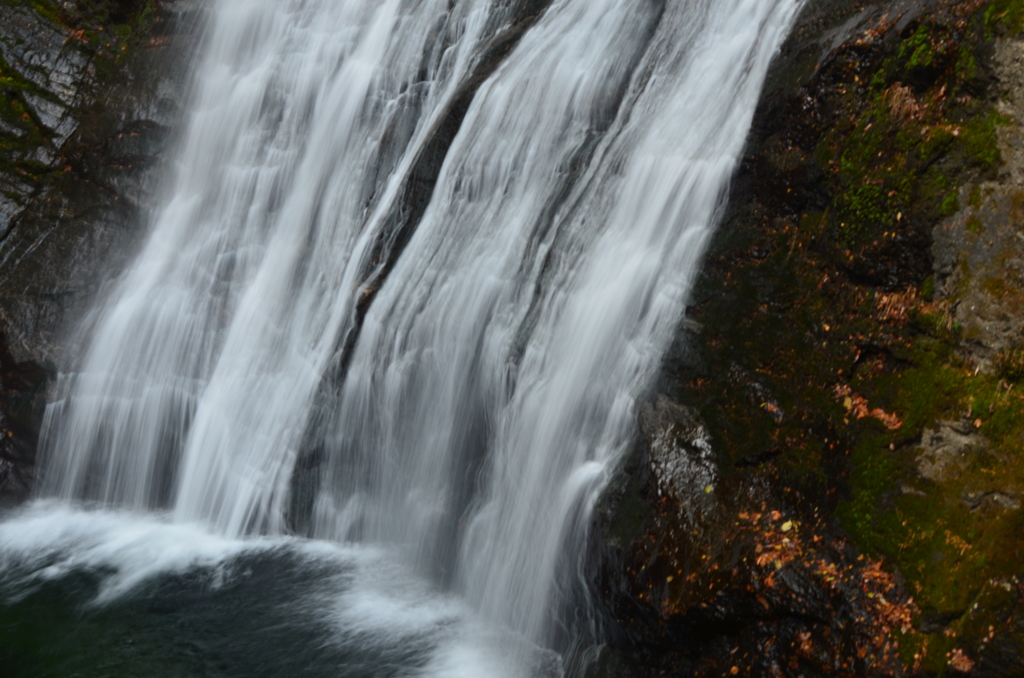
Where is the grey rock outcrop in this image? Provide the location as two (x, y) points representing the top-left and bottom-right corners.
(0, 0), (197, 500)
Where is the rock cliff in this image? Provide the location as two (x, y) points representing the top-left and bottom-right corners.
(4, 1), (1024, 676)
(594, 1), (1024, 675)
(0, 0), (194, 500)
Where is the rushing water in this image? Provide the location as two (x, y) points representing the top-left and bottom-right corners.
(2, 0), (802, 675)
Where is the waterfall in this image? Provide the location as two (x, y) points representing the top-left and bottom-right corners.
(14, 0), (802, 669)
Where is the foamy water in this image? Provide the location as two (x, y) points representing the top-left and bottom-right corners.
(11, 0), (803, 672)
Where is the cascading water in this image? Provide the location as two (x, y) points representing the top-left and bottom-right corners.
(1, 0), (802, 675)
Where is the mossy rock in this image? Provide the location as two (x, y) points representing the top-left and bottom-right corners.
(600, 1), (1024, 675)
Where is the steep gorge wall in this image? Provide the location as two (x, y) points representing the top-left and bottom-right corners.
(595, 1), (1024, 676)
(4, 1), (1024, 676)
(0, 0), (195, 499)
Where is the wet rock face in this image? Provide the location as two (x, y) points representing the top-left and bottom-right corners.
(597, 0), (1024, 676)
(916, 419), (988, 481)
(0, 336), (48, 503)
(593, 430), (917, 678)
(933, 35), (1024, 369)
(0, 3), (89, 223)
(638, 396), (717, 511)
(0, 0), (197, 501)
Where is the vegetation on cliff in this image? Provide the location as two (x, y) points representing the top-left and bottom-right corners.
(3, 1), (1024, 675)
(598, 1), (1024, 676)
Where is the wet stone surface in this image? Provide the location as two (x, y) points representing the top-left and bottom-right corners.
(594, 0), (1024, 676)
(0, 0), (196, 501)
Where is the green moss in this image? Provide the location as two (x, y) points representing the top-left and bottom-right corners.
(0, 0), (157, 200)
(985, 0), (1024, 36)
(968, 183), (983, 208)
(814, 10), (1014, 261)
(837, 325), (1024, 665)
(960, 110), (1010, 171)
(0, 51), (62, 196)
(994, 345), (1024, 381)
(836, 431), (899, 551)
(671, 2), (1024, 670)
(901, 24), (937, 69)
(761, 4), (1024, 648)
(827, 103), (912, 247)
(734, 0), (1024, 578)
(921, 275), (936, 301)
(956, 47), (979, 82)
(941, 190), (960, 216)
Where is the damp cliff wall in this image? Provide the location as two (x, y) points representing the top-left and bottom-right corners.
(594, 1), (1024, 676)
(0, 0), (195, 499)
(4, 1), (1024, 675)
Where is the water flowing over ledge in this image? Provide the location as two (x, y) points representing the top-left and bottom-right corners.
(3, 0), (802, 672)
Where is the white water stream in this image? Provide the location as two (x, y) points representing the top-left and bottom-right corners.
(3, 0), (802, 674)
